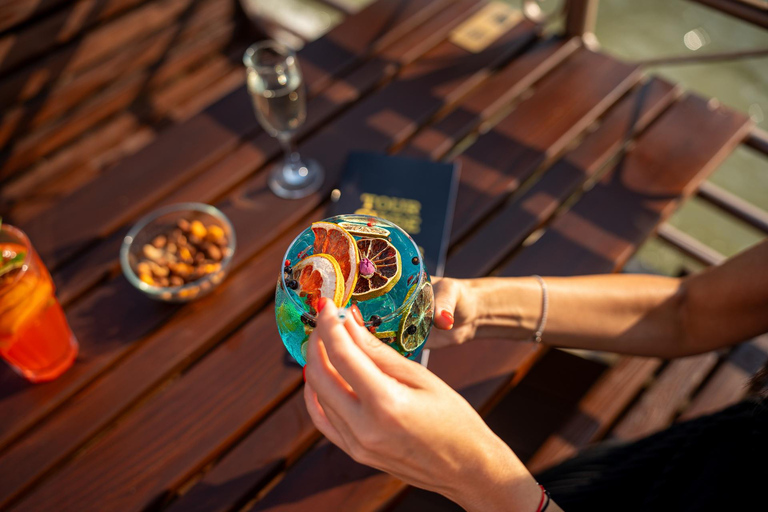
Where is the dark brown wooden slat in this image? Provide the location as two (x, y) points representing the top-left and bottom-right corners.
(0, 0), (525, 481)
(7, 42), (243, 224)
(0, 0), (231, 113)
(0, 71), (150, 175)
(17, 0), (454, 270)
(0, 0), (233, 134)
(526, 357), (662, 474)
(0, 114), (142, 215)
(399, 36), (581, 161)
(0, 0), (154, 73)
(497, 94), (752, 278)
(168, 64), (245, 122)
(50, 0), (486, 308)
(679, 334), (768, 421)
(610, 352), (720, 442)
(0, 3), (236, 179)
(447, 78), (679, 278)
(8, 127), (156, 224)
(448, 49), (641, 245)
(0, 0), (149, 74)
(0, 0), (69, 33)
(0, 0), (192, 118)
(165, 391), (321, 512)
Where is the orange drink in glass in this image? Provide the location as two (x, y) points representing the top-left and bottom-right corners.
(0, 223), (78, 383)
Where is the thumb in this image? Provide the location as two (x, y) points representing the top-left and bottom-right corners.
(432, 277), (458, 330)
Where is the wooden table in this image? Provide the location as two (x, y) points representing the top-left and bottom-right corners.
(0, 1), (752, 510)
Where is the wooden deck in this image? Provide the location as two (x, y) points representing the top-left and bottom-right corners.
(0, 0), (758, 510)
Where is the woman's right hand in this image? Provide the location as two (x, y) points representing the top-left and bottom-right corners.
(428, 277), (479, 349)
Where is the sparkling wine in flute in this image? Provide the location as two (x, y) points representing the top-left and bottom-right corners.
(247, 72), (306, 137)
(243, 40), (323, 199)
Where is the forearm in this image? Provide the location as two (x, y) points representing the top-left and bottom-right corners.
(449, 434), (563, 512)
(468, 274), (689, 357)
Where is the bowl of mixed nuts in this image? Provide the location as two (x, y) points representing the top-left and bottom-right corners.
(120, 203), (236, 302)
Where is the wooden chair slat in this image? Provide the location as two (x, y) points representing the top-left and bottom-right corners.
(679, 334), (768, 421)
(0, 0), (70, 33)
(497, 94), (752, 278)
(447, 78), (679, 278)
(526, 357), (662, 474)
(449, 49), (641, 245)
(610, 352), (720, 442)
(0, 0), (149, 75)
(0, 0), (228, 111)
(399, 37), (582, 161)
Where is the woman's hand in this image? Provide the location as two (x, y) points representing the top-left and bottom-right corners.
(428, 276), (479, 349)
(303, 298), (542, 512)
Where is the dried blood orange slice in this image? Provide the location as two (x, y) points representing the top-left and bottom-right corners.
(352, 238), (401, 301)
(293, 254), (344, 313)
(398, 281), (434, 352)
(311, 222), (359, 305)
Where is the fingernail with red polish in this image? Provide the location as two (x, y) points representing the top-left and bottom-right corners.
(303, 366), (307, 382)
(350, 304), (364, 326)
(441, 310), (454, 328)
(317, 297), (328, 313)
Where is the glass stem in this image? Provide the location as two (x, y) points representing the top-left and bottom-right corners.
(279, 134), (302, 171)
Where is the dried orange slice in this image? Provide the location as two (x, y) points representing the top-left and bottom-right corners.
(293, 254), (345, 313)
(352, 238), (401, 301)
(311, 222), (359, 305)
(338, 222), (390, 239)
(398, 281), (434, 352)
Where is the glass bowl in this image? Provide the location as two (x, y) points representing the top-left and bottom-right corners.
(120, 203), (236, 303)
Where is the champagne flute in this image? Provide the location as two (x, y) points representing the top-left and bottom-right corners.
(243, 41), (324, 199)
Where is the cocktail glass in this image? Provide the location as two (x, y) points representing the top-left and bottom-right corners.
(276, 215), (433, 366)
(0, 224), (78, 382)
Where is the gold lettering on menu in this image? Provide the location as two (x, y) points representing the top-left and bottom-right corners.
(356, 193), (422, 234)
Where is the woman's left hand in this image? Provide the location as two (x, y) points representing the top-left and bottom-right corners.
(303, 298), (541, 512)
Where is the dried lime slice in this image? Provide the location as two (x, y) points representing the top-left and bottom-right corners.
(398, 281), (434, 352)
(276, 302), (302, 334)
(352, 238), (401, 301)
(338, 222), (390, 239)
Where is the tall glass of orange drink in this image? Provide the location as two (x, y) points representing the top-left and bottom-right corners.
(0, 223), (78, 382)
